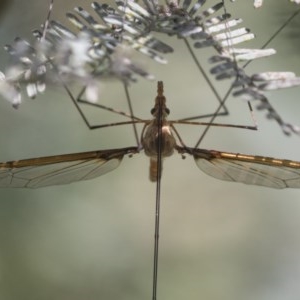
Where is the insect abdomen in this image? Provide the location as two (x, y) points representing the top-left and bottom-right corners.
(149, 157), (161, 182)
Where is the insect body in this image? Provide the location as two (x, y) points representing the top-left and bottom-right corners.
(0, 82), (300, 189)
(142, 81), (176, 181)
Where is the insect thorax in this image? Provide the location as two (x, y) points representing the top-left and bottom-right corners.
(142, 120), (176, 158)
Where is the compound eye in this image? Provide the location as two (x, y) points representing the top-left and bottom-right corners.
(165, 108), (170, 115)
(150, 108), (156, 115)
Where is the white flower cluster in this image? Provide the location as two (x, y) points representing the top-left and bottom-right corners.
(252, 0), (300, 8)
(0, 0), (299, 134)
(0, 3), (167, 106)
(231, 0), (300, 8)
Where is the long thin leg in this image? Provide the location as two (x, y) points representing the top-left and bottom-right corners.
(73, 82), (142, 145)
(152, 84), (164, 300)
(193, 85), (233, 148)
(124, 82), (140, 146)
(182, 38), (257, 140)
(77, 99), (143, 121)
(183, 39), (229, 121)
(172, 120), (257, 130)
(76, 86), (142, 121)
(63, 81), (144, 130)
(41, 0), (55, 40)
(191, 1), (256, 148)
(242, 7), (300, 70)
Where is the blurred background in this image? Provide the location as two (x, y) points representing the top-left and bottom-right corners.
(0, 1), (300, 300)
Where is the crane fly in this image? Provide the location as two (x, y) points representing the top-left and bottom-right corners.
(1, 1), (300, 300)
(1, 82), (300, 300)
(0, 81), (300, 189)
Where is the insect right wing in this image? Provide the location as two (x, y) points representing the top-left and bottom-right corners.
(0, 147), (138, 188)
(179, 147), (300, 189)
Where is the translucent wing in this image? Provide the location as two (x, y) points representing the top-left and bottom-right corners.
(184, 148), (300, 189)
(0, 147), (137, 188)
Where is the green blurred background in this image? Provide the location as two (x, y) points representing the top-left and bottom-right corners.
(0, 1), (300, 300)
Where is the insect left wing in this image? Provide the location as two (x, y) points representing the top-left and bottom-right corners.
(0, 147), (138, 188)
(183, 148), (300, 189)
